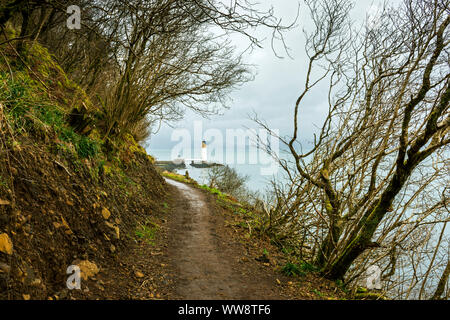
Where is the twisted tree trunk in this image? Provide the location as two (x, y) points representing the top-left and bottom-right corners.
(431, 260), (450, 300)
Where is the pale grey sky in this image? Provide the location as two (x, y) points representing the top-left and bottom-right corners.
(146, 0), (385, 152)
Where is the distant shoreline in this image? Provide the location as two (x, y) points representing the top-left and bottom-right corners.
(155, 160), (223, 171)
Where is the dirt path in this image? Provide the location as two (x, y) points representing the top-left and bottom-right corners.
(57, 177), (343, 300)
(164, 178), (287, 300)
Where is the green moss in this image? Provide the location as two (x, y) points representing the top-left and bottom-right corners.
(354, 292), (387, 300)
(324, 198), (333, 213)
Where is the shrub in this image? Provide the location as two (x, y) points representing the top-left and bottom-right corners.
(207, 165), (249, 200)
(282, 262), (306, 277)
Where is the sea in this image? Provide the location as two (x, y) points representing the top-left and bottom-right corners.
(148, 147), (288, 196)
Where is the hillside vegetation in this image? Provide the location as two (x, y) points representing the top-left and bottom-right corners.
(0, 29), (166, 299)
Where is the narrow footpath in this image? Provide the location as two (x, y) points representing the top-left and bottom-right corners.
(164, 178), (287, 299)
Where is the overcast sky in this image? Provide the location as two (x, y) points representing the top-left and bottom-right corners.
(146, 0), (386, 153)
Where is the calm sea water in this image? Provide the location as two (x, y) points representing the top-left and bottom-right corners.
(148, 148), (284, 194)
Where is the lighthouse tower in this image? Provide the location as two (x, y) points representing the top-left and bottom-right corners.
(201, 140), (207, 162)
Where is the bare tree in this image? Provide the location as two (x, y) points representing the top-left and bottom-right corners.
(254, 0), (449, 297)
(1, 0), (295, 142)
(207, 164), (249, 198)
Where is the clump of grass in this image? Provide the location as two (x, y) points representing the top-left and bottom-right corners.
(282, 260), (319, 277)
(135, 221), (159, 245)
(1, 73), (100, 159)
(76, 135), (99, 158)
(282, 262), (306, 277)
(199, 184), (222, 195)
(198, 184), (239, 206)
(335, 279), (349, 294)
(0, 174), (9, 190)
(312, 289), (324, 297)
(299, 261), (319, 273)
(59, 127), (99, 159)
(281, 246), (294, 255)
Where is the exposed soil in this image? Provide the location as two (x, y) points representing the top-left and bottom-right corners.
(0, 135), (167, 300)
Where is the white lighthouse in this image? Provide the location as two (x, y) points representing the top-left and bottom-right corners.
(201, 140), (207, 162)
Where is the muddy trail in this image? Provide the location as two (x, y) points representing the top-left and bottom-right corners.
(164, 178), (287, 300)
